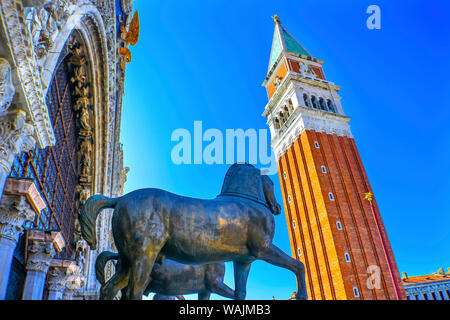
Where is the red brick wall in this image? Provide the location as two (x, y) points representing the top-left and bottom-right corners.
(277, 130), (405, 300)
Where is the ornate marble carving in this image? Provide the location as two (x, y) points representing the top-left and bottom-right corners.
(47, 266), (68, 293)
(0, 0), (132, 299)
(24, 1), (76, 62)
(26, 239), (56, 273)
(0, 109), (36, 175)
(0, 195), (35, 242)
(119, 166), (130, 195)
(25, 230), (65, 273)
(65, 264), (86, 291)
(0, 58), (15, 116)
(0, 0), (55, 147)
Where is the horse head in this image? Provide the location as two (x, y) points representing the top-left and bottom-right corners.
(220, 163), (281, 215)
(261, 174), (281, 215)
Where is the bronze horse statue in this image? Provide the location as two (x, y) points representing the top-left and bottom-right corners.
(95, 251), (234, 300)
(79, 163), (307, 300)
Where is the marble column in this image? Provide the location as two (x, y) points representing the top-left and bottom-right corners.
(22, 230), (65, 300)
(0, 178), (45, 300)
(46, 259), (76, 300)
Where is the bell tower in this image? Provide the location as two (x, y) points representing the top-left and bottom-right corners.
(262, 16), (405, 300)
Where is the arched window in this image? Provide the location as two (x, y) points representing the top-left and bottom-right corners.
(297, 248), (302, 257)
(336, 221), (343, 230)
(284, 105), (290, 118)
(303, 93), (311, 108)
(288, 99), (294, 113)
(353, 287), (360, 298)
(344, 252), (351, 262)
(274, 118), (281, 130)
(327, 99), (336, 113)
(319, 97), (327, 111)
(311, 95), (320, 109)
(279, 111), (286, 124)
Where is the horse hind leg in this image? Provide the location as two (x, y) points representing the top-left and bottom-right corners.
(125, 236), (167, 300)
(125, 252), (158, 300)
(209, 281), (235, 300)
(100, 261), (129, 300)
(255, 243), (308, 300)
(233, 261), (252, 300)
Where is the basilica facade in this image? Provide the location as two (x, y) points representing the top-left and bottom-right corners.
(0, 0), (135, 300)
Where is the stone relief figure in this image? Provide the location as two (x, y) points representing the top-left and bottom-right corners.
(75, 239), (88, 274)
(78, 138), (92, 179)
(24, 0), (72, 60)
(298, 61), (316, 78)
(81, 151), (91, 178)
(71, 67), (87, 88)
(0, 58), (15, 115)
(79, 163), (308, 300)
(78, 105), (91, 131)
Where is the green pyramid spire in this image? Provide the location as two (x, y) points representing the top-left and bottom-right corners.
(268, 15), (312, 73)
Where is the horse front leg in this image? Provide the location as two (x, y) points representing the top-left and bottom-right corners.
(256, 243), (308, 300)
(233, 261), (252, 300)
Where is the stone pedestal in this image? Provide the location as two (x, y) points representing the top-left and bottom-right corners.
(22, 229), (65, 300)
(0, 178), (45, 300)
(46, 259), (76, 300)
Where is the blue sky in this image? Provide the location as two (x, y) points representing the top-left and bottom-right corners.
(120, 0), (450, 299)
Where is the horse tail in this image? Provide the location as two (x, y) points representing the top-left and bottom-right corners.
(95, 251), (120, 285)
(79, 195), (119, 249)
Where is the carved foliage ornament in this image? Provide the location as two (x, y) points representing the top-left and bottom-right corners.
(0, 109), (36, 173)
(26, 239), (56, 273)
(0, 195), (35, 242)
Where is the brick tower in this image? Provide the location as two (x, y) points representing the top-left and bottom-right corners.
(262, 16), (405, 300)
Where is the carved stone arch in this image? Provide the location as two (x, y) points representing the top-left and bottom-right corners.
(38, 4), (111, 201)
(70, 14), (111, 199)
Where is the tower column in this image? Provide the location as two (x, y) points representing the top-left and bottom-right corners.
(22, 230), (65, 300)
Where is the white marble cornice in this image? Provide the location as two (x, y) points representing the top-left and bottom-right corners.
(271, 106), (352, 160)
